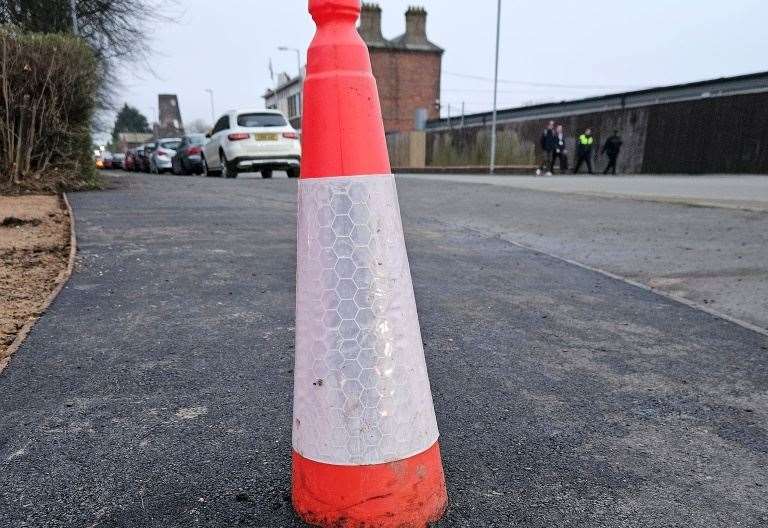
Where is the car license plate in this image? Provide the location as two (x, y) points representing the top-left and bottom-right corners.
(254, 133), (278, 141)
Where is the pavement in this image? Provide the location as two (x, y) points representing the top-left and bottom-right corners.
(1, 171), (767, 527)
(404, 174), (768, 212)
(401, 173), (768, 332)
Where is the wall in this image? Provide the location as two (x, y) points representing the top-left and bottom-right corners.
(643, 92), (768, 173)
(423, 107), (648, 172)
(370, 49), (441, 133)
(386, 131), (426, 168)
(395, 91), (768, 174)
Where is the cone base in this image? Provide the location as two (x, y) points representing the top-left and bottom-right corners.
(292, 442), (447, 528)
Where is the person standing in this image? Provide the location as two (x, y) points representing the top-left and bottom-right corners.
(602, 130), (623, 175)
(549, 124), (568, 173)
(573, 128), (595, 174)
(539, 120), (556, 175)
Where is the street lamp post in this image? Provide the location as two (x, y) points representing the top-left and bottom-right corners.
(70, 0), (79, 36)
(278, 46), (302, 79)
(204, 89), (215, 124)
(490, 0), (502, 174)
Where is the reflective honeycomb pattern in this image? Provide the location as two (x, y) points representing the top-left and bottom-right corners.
(293, 175), (439, 465)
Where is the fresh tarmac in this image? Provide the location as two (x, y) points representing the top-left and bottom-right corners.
(0, 172), (766, 527)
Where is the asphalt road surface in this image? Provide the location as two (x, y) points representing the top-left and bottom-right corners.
(1, 172), (766, 527)
(401, 174), (768, 333)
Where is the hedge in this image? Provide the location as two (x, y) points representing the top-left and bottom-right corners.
(0, 27), (100, 193)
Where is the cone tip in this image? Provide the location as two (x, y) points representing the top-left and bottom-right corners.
(309, 0), (361, 16)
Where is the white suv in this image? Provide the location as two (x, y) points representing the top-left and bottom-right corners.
(202, 109), (301, 179)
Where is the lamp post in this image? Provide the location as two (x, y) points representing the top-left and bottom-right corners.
(204, 89), (215, 124)
(490, 0), (502, 174)
(278, 46), (302, 79)
(70, 0), (79, 36)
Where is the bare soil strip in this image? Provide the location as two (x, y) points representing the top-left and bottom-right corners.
(0, 194), (72, 367)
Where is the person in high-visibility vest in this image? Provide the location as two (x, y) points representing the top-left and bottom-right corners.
(574, 128), (595, 174)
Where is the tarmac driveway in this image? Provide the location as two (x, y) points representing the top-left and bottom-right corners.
(0, 172), (766, 527)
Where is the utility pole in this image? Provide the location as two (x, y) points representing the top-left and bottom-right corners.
(70, 0), (79, 36)
(204, 89), (215, 124)
(490, 0), (502, 174)
(461, 101), (466, 128)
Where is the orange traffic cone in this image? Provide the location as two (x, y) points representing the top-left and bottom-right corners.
(292, 0), (448, 526)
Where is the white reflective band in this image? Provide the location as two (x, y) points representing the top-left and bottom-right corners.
(293, 174), (440, 466)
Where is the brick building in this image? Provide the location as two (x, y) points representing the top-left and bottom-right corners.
(263, 4), (443, 134)
(156, 94), (184, 139)
(359, 4), (443, 133)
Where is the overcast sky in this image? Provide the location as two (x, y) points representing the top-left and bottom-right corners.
(111, 0), (768, 135)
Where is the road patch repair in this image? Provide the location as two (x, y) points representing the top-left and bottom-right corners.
(0, 194), (75, 371)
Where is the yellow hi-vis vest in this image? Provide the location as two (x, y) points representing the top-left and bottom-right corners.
(579, 134), (594, 146)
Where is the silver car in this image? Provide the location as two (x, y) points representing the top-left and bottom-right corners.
(150, 138), (183, 174)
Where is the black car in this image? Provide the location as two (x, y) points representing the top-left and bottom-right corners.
(171, 134), (206, 175)
(111, 153), (126, 170)
(138, 142), (157, 172)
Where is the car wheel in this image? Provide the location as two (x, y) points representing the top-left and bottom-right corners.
(261, 169), (273, 179)
(221, 152), (238, 179)
(203, 157), (218, 177)
(287, 167), (300, 178)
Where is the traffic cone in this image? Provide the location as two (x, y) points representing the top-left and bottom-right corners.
(292, 0), (448, 526)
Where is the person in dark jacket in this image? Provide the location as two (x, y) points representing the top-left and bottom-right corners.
(601, 130), (623, 175)
(549, 124), (568, 173)
(539, 120), (556, 175)
(573, 128), (595, 174)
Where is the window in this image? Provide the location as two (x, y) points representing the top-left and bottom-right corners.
(286, 94), (301, 119)
(160, 139), (182, 150)
(213, 115), (230, 134)
(237, 113), (287, 128)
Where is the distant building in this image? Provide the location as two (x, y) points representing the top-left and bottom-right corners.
(359, 4), (443, 133)
(156, 94), (185, 138)
(262, 4), (443, 134)
(116, 132), (153, 152)
(264, 69), (304, 130)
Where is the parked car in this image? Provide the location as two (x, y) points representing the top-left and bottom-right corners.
(102, 152), (114, 169)
(202, 109), (300, 179)
(150, 138), (183, 174)
(171, 134), (206, 175)
(139, 142), (156, 172)
(111, 153), (126, 170)
(124, 149), (138, 171)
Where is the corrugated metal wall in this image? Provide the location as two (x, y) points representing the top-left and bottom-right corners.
(643, 93), (768, 173)
(414, 91), (768, 174)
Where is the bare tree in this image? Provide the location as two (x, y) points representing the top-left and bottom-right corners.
(187, 118), (212, 134)
(0, 0), (159, 63)
(1, 0), (175, 117)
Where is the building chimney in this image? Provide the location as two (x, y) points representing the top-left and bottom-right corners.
(404, 6), (428, 43)
(359, 3), (385, 44)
